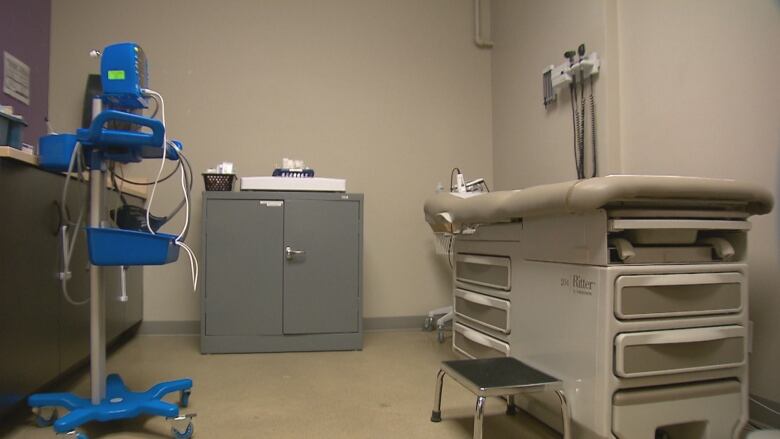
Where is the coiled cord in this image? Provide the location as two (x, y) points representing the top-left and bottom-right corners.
(570, 83), (583, 179)
(589, 76), (598, 178)
(579, 71), (586, 178)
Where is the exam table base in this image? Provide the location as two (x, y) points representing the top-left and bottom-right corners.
(28, 373), (194, 438)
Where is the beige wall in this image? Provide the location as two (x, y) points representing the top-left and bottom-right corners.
(491, 0), (780, 406)
(491, 0), (622, 190)
(618, 0), (780, 402)
(49, 0), (493, 321)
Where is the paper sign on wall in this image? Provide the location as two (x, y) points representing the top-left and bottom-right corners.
(3, 51), (31, 105)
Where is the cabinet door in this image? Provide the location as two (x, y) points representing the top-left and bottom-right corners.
(0, 161), (61, 411)
(283, 200), (360, 334)
(102, 267), (126, 342)
(58, 218), (90, 373)
(109, 193), (144, 333)
(59, 187), (143, 372)
(205, 199), (283, 336)
(123, 264), (143, 330)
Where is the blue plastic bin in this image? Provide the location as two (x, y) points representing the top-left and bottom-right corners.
(39, 134), (78, 172)
(86, 228), (180, 266)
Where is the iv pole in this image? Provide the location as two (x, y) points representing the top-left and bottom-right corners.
(28, 56), (195, 436)
(88, 97), (107, 404)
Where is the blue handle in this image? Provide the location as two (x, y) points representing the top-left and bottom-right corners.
(84, 110), (164, 147)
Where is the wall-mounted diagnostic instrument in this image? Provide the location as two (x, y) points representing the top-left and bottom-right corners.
(542, 44), (600, 180)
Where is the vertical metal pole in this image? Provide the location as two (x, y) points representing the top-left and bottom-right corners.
(431, 369), (446, 422)
(89, 97), (106, 404)
(555, 390), (572, 439)
(473, 396), (486, 439)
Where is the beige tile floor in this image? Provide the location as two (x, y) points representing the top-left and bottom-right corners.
(1, 331), (559, 439)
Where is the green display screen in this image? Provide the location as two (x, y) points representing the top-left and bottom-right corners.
(107, 70), (126, 80)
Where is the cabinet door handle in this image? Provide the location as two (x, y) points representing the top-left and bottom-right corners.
(285, 246), (305, 260)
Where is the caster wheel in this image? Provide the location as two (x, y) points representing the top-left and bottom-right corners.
(33, 407), (58, 427)
(423, 316), (434, 331)
(63, 431), (89, 439)
(437, 328), (445, 344)
(171, 421), (194, 439)
(179, 389), (191, 408)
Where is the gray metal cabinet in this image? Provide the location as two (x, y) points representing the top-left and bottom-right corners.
(201, 192), (363, 353)
(0, 158), (143, 415)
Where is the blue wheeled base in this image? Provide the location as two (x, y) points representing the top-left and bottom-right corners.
(29, 373), (192, 435)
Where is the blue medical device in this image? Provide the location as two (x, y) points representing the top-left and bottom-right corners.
(30, 42), (195, 439)
(100, 42), (149, 109)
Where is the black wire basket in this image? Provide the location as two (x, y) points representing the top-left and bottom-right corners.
(202, 173), (236, 191)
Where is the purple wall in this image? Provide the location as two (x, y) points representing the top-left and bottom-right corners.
(0, 0), (51, 146)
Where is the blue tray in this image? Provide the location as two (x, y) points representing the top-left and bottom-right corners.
(39, 134), (78, 172)
(86, 228), (179, 266)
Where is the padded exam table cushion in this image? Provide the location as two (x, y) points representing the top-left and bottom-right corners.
(424, 175), (774, 226)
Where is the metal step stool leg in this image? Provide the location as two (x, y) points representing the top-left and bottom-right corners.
(431, 369), (446, 422)
(506, 394), (518, 415)
(555, 390), (571, 439)
(474, 396), (486, 439)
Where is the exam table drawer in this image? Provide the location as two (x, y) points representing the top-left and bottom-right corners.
(455, 254), (511, 291)
(453, 323), (509, 359)
(454, 289), (510, 335)
(612, 380), (742, 439)
(614, 325), (746, 378)
(614, 272), (743, 320)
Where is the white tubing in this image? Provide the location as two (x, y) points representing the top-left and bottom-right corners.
(172, 145), (198, 291)
(145, 140), (167, 234)
(172, 142), (189, 241)
(140, 89), (167, 234)
(62, 277), (89, 306)
(141, 89), (198, 292)
(60, 142), (89, 306)
(176, 241), (199, 291)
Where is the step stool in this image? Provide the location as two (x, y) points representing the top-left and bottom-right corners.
(431, 357), (571, 439)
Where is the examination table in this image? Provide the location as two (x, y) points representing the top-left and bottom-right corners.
(424, 175), (774, 439)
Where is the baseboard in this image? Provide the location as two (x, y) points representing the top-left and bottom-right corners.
(751, 394), (780, 428)
(138, 316), (427, 335)
(363, 315), (426, 331)
(139, 320), (200, 335)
